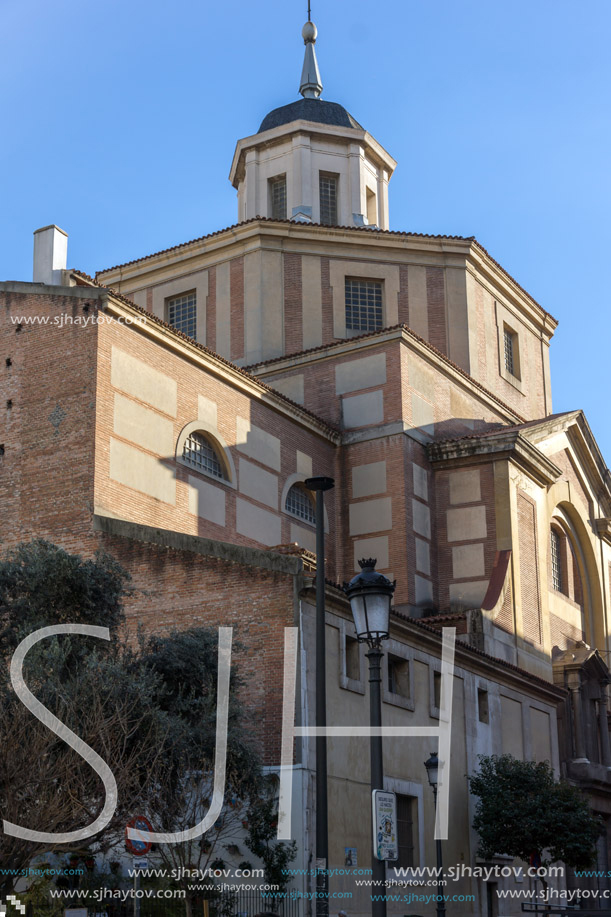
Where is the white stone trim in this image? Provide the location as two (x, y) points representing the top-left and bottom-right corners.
(338, 617), (366, 695)
(176, 420), (236, 488)
(495, 299), (526, 394)
(382, 638), (415, 712)
(330, 260), (400, 338)
(384, 777), (425, 872)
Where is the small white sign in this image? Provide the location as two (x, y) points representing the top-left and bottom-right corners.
(372, 789), (398, 861)
(65, 910), (88, 917)
(133, 857), (148, 869)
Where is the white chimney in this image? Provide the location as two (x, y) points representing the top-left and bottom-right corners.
(33, 225), (68, 285)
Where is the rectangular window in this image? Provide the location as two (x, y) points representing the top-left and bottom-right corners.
(395, 794), (415, 868)
(345, 278), (383, 333)
(345, 636), (360, 681)
(551, 529), (562, 591)
(388, 655), (410, 698)
(503, 326), (517, 376)
(269, 176), (287, 220)
(319, 172), (338, 225)
(478, 688), (489, 724)
(366, 187), (377, 226)
(167, 291), (196, 339)
(433, 670), (441, 709)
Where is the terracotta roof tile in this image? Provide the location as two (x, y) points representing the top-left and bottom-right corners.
(94, 218), (474, 276)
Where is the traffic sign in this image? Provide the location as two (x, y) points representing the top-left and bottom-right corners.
(125, 814), (153, 855)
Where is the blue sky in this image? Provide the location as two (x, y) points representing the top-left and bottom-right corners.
(2, 0), (610, 459)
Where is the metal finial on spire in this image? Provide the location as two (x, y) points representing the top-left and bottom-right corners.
(299, 14), (323, 99)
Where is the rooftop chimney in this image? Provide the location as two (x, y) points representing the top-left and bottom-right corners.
(33, 225), (68, 285)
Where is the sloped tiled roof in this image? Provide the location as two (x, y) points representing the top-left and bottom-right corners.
(70, 270), (339, 438)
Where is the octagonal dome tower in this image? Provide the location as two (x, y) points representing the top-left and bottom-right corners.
(229, 18), (397, 229)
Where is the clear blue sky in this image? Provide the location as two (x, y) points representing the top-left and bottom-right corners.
(2, 0), (610, 460)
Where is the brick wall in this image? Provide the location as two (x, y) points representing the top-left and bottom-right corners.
(0, 287), (100, 550)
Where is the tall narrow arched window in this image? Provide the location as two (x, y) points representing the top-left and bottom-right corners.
(285, 483), (316, 525)
(551, 528), (562, 592)
(182, 431), (227, 480)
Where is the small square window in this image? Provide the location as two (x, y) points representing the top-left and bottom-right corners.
(388, 655), (410, 699)
(167, 291), (196, 339)
(269, 175), (287, 220)
(345, 278), (383, 333)
(478, 688), (489, 724)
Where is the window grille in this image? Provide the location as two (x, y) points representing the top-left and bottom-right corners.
(270, 176), (287, 220)
(285, 484), (316, 524)
(551, 528), (562, 591)
(182, 432), (225, 479)
(319, 173), (338, 225)
(345, 278), (383, 332)
(504, 328), (515, 375)
(395, 794), (415, 868)
(167, 292), (196, 339)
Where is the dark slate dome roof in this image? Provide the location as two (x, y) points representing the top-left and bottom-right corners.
(259, 98), (363, 133)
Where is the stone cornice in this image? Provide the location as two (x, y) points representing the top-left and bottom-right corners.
(97, 220), (476, 291)
(93, 514), (304, 576)
(96, 221), (554, 340)
(427, 430), (562, 486)
(521, 410), (611, 510)
(229, 119), (397, 187)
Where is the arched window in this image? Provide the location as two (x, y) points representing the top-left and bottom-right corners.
(285, 483), (316, 525)
(182, 431), (227, 480)
(551, 527), (563, 592)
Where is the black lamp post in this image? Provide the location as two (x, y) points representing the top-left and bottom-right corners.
(305, 475), (334, 917)
(424, 751), (447, 917)
(344, 559), (396, 917)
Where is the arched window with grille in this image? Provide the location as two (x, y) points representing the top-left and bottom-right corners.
(285, 483), (316, 525)
(182, 431), (227, 481)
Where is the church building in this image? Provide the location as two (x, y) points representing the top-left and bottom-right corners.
(2, 15), (611, 917)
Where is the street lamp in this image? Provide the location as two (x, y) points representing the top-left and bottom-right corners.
(424, 751), (447, 917)
(344, 559), (396, 917)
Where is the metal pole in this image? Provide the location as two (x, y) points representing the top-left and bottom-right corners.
(432, 785), (446, 917)
(134, 867), (140, 917)
(305, 476), (334, 917)
(367, 645), (386, 917)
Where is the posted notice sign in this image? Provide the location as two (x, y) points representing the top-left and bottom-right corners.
(372, 789), (398, 861)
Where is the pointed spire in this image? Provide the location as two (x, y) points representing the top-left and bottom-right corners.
(299, 18), (323, 99)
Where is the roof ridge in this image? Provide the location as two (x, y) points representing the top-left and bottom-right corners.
(70, 270), (340, 438)
(248, 322), (527, 424)
(94, 217), (475, 276)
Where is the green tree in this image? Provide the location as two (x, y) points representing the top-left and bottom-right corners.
(469, 754), (602, 880)
(0, 540), (292, 917)
(245, 779), (297, 901)
(0, 541), (168, 896)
